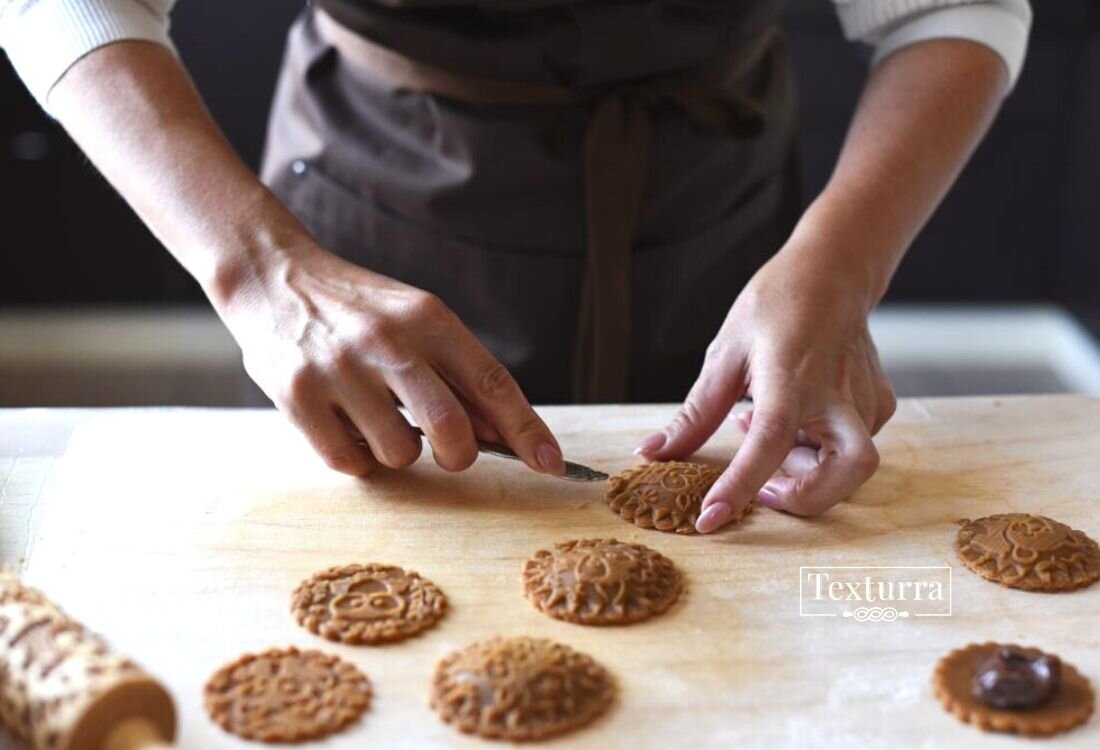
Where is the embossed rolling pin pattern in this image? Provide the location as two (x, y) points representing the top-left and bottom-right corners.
(0, 571), (176, 750)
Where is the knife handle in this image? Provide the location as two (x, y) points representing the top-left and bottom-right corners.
(409, 426), (521, 461)
(354, 427), (519, 461)
(353, 426), (607, 481)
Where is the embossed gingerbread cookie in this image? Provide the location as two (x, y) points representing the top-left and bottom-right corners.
(522, 538), (682, 625)
(933, 642), (1094, 737)
(204, 647), (371, 742)
(292, 563), (447, 644)
(431, 636), (614, 741)
(605, 461), (747, 534)
(955, 514), (1100, 592)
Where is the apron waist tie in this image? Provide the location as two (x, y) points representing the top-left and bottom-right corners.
(315, 7), (771, 403)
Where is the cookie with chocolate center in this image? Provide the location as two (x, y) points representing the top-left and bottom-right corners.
(955, 514), (1100, 592)
(933, 642), (1094, 737)
(292, 563), (447, 644)
(431, 636), (614, 741)
(523, 538), (682, 625)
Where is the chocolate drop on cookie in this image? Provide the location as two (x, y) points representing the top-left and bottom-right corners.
(971, 645), (1062, 710)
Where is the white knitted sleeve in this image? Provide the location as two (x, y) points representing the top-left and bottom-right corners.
(0, 0), (176, 110)
(834, 0), (1033, 88)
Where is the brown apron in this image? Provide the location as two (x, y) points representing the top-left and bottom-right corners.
(260, 0), (799, 405)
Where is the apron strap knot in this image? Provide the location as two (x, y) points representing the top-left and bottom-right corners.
(314, 6), (776, 403)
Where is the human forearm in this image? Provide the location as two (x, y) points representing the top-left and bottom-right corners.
(47, 40), (565, 478)
(786, 38), (1009, 310)
(48, 40), (307, 305)
(644, 38), (1011, 526)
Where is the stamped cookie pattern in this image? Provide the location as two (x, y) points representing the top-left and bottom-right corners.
(431, 636), (614, 741)
(933, 642), (1094, 737)
(292, 563), (447, 644)
(606, 461), (747, 534)
(955, 514), (1100, 592)
(204, 647), (371, 743)
(522, 538), (682, 625)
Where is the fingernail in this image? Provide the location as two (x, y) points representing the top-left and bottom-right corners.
(757, 483), (781, 508)
(696, 502), (733, 534)
(634, 432), (667, 456)
(537, 442), (565, 474)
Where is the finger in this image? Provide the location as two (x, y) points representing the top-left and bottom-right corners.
(779, 444), (820, 477)
(871, 382), (897, 435)
(387, 393), (501, 449)
(723, 407), (820, 472)
(337, 373), (423, 470)
(738, 410), (816, 478)
(864, 345), (896, 435)
(734, 410), (751, 434)
(755, 405), (880, 517)
(851, 381), (879, 435)
(739, 409), (817, 448)
(847, 364), (888, 438)
(436, 338), (564, 475)
(456, 392), (505, 444)
(638, 346), (746, 460)
(387, 364), (479, 472)
(695, 383), (798, 533)
(285, 397), (377, 477)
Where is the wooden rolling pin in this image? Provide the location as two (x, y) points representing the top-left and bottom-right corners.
(0, 571), (176, 750)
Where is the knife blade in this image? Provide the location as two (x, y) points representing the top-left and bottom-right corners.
(355, 426), (609, 482)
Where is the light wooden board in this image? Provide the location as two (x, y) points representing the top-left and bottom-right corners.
(20, 397), (1100, 748)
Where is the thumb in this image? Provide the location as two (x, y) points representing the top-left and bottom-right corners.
(636, 350), (745, 460)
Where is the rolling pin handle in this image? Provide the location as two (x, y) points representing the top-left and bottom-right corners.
(103, 718), (176, 750)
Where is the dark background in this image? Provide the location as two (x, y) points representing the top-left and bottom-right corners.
(1, 1), (1098, 316)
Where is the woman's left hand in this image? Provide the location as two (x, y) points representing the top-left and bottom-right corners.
(635, 241), (897, 532)
(634, 36), (1014, 531)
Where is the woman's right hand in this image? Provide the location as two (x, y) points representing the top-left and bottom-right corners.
(46, 40), (562, 478)
(213, 240), (566, 478)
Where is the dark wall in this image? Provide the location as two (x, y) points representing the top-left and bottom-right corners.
(0, 0), (303, 306)
(1, 1), (1097, 308)
(787, 0), (1100, 307)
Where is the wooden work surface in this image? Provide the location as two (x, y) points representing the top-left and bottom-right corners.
(15, 397), (1100, 748)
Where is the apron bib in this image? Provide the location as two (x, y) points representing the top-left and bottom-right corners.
(261, 0), (799, 404)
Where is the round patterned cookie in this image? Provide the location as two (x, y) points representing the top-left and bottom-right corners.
(605, 461), (748, 534)
(522, 538), (682, 625)
(431, 636), (615, 741)
(955, 514), (1100, 592)
(933, 642), (1094, 737)
(204, 647), (371, 743)
(292, 563), (447, 644)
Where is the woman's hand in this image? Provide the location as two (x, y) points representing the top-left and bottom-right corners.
(45, 41), (563, 480)
(216, 242), (566, 478)
(48, 37), (1003, 488)
(636, 241), (896, 530)
(635, 37), (1010, 531)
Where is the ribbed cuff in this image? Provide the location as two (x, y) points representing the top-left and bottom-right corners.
(871, 3), (1032, 89)
(836, 0), (978, 41)
(0, 0), (173, 112)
